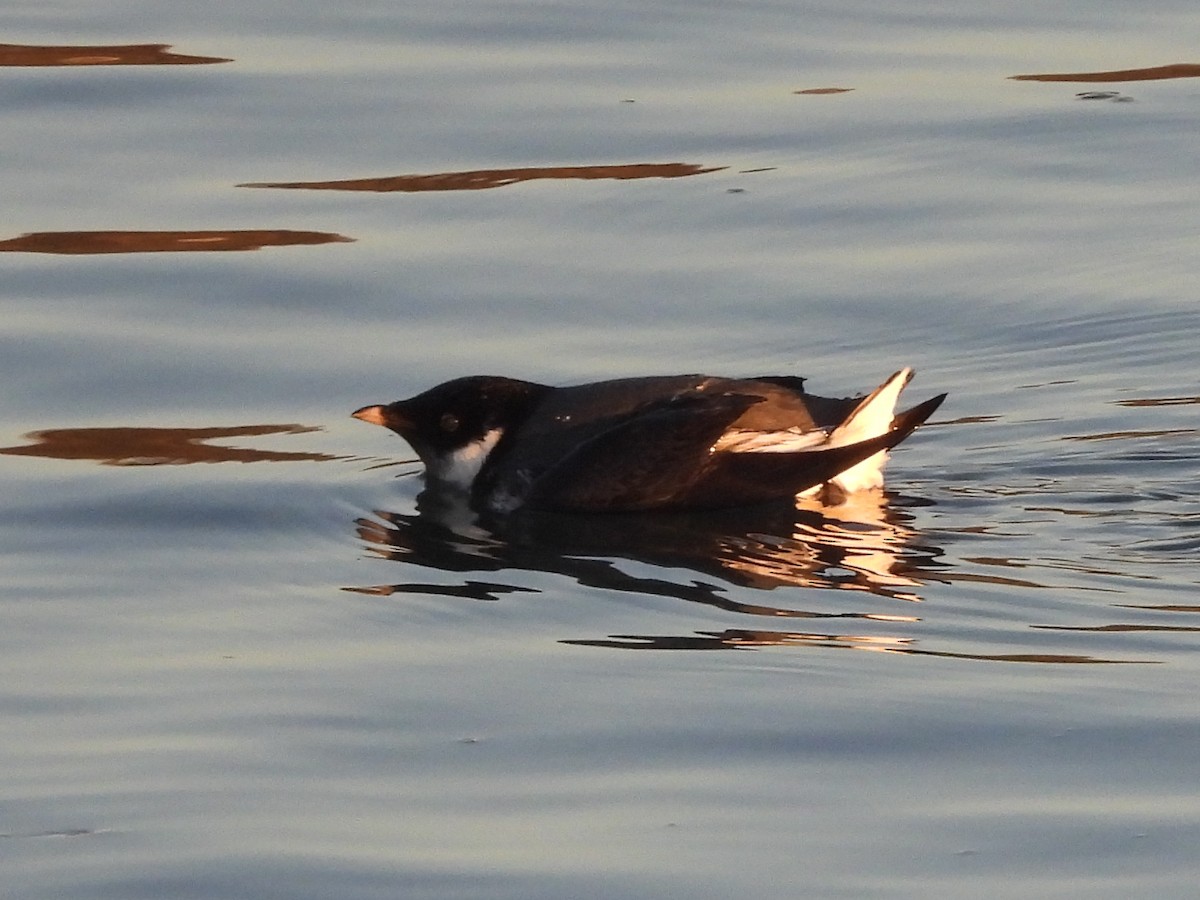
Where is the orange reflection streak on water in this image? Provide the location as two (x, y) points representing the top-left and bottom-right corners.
(1061, 428), (1196, 442)
(894, 648), (1145, 664)
(0, 230), (354, 254)
(0, 425), (341, 466)
(239, 162), (726, 192)
(1115, 604), (1200, 612)
(1032, 623), (1200, 634)
(0, 43), (231, 66)
(1011, 63), (1200, 83)
(1114, 395), (1200, 407)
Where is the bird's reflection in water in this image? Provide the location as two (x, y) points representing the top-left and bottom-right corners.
(351, 485), (948, 644)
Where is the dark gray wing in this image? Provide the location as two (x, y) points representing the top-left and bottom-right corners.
(688, 392), (946, 508)
(525, 392), (761, 511)
(526, 391), (946, 512)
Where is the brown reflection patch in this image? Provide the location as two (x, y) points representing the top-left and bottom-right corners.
(239, 162), (725, 193)
(1062, 428), (1196, 442)
(0, 230), (353, 254)
(1033, 623), (1200, 633)
(897, 649), (1144, 664)
(1011, 64), (1200, 83)
(934, 414), (999, 426)
(1, 425), (341, 466)
(793, 87), (854, 95)
(346, 582), (539, 602)
(1115, 395), (1200, 407)
(1017, 379), (1076, 389)
(1115, 604), (1200, 613)
(0, 43), (231, 66)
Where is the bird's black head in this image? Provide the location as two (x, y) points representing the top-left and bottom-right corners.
(353, 375), (548, 487)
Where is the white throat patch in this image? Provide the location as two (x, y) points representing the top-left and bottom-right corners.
(429, 427), (504, 491)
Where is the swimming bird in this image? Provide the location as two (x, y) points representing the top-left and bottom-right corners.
(352, 369), (945, 513)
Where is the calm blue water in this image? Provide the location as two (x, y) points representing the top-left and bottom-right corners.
(3, 2), (1200, 898)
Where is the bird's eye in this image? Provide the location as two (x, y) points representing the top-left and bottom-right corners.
(439, 413), (460, 432)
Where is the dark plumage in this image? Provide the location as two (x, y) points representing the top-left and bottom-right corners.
(353, 370), (945, 513)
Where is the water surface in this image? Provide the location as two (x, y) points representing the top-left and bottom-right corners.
(3, 2), (1200, 898)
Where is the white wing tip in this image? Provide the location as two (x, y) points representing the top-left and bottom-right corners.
(822, 367), (917, 493)
(830, 368), (913, 447)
